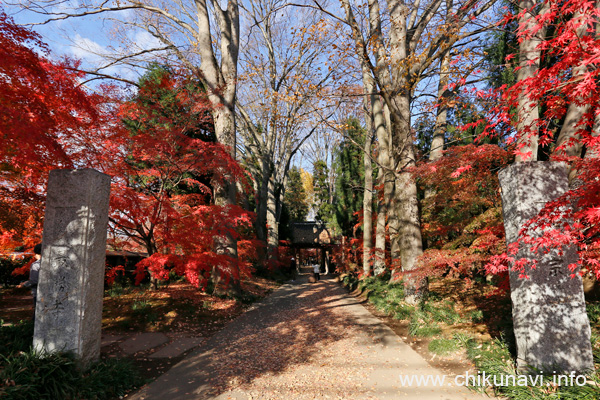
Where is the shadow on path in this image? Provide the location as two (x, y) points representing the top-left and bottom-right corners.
(128, 274), (370, 399)
(128, 273), (490, 400)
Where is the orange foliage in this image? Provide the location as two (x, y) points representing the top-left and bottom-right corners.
(414, 144), (512, 281)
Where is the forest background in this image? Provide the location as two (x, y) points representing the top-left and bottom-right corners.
(1, 0), (600, 303)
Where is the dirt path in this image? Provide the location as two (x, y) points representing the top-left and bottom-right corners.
(128, 273), (492, 400)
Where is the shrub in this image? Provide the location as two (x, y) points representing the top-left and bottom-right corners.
(465, 338), (600, 399)
(586, 302), (600, 325)
(0, 321), (143, 399)
(469, 309), (485, 323)
(0, 351), (144, 400)
(131, 300), (151, 314)
(0, 257), (29, 287)
(392, 304), (414, 320)
(408, 322), (442, 337)
(451, 332), (472, 348)
(408, 311), (442, 337)
(341, 273), (359, 291)
(0, 321), (34, 355)
(422, 301), (462, 324)
(428, 338), (459, 355)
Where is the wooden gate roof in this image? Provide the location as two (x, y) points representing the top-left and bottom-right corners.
(289, 222), (337, 247)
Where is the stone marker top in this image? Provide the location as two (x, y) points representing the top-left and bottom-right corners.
(498, 161), (569, 244)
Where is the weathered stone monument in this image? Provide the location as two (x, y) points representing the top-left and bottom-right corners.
(499, 162), (594, 373)
(33, 169), (111, 365)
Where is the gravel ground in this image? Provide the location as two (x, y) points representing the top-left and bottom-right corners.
(129, 273), (491, 400)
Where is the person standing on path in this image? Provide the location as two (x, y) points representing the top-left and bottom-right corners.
(313, 263), (320, 281)
(290, 257), (297, 281)
(18, 243), (42, 320)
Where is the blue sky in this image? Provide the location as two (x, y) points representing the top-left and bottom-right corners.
(6, 4), (155, 86)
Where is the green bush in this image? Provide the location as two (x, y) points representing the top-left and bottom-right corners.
(428, 338), (459, 355)
(104, 283), (134, 298)
(422, 301), (462, 324)
(78, 358), (146, 399)
(0, 321), (34, 355)
(353, 274), (415, 320)
(131, 300), (151, 314)
(469, 309), (485, 323)
(408, 311), (442, 337)
(0, 321), (143, 399)
(586, 302), (600, 325)
(0, 257), (29, 287)
(341, 274), (359, 291)
(425, 290), (444, 302)
(409, 322), (442, 337)
(451, 332), (472, 348)
(0, 351), (144, 400)
(0, 351), (81, 399)
(392, 304), (414, 320)
(465, 337), (600, 399)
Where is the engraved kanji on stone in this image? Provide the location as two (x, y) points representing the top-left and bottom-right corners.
(33, 169), (111, 366)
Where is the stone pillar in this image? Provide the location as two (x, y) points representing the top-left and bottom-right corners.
(34, 169), (111, 366)
(498, 162), (593, 373)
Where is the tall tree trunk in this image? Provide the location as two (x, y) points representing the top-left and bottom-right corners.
(362, 108), (374, 275)
(340, 0), (425, 292)
(340, 0), (391, 275)
(266, 176), (279, 259)
(383, 0), (407, 275)
(359, 54), (382, 276)
(373, 104), (394, 275)
(373, 164), (391, 275)
(144, 239), (159, 290)
(388, 91), (426, 304)
(554, 9), (588, 183)
(211, 106), (241, 296)
(430, 53), (450, 163)
(255, 160), (271, 242)
(514, 0), (549, 161)
(196, 0), (241, 296)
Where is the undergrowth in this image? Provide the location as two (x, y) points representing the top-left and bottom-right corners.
(343, 273), (460, 337)
(339, 274), (600, 400)
(0, 321), (144, 399)
(463, 337), (600, 399)
(357, 274), (416, 321)
(428, 338), (460, 355)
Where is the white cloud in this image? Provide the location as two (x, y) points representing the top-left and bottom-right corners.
(68, 34), (141, 84)
(70, 33), (107, 63)
(129, 30), (164, 52)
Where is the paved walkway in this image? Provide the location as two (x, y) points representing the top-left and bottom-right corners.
(127, 273), (492, 400)
(102, 332), (204, 359)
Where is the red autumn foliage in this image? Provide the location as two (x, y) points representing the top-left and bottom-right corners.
(473, 0), (600, 279)
(0, 15), (257, 289)
(415, 144), (512, 282)
(0, 11), (101, 179)
(330, 237), (363, 275)
(0, 11), (109, 252)
(105, 264), (126, 286)
(102, 69), (256, 288)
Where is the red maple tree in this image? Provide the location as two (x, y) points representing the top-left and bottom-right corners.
(0, 10), (106, 251)
(0, 14), (257, 288)
(464, 0), (600, 279)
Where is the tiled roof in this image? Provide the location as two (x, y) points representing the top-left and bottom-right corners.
(289, 222), (336, 245)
